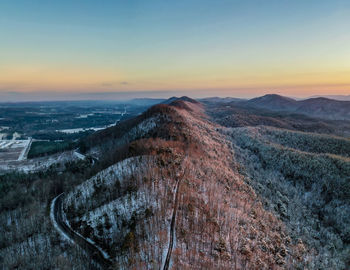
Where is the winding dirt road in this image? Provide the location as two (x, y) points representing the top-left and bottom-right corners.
(51, 193), (113, 269)
(163, 173), (183, 270)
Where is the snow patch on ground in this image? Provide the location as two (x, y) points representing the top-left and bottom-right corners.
(81, 191), (148, 227)
(0, 150), (85, 173)
(65, 156), (140, 208)
(18, 138), (32, 161)
(85, 237), (111, 260)
(73, 151), (86, 160)
(121, 116), (159, 142)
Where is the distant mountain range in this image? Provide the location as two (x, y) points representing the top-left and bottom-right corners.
(199, 97), (245, 103)
(163, 94), (350, 121)
(308, 95), (350, 101)
(238, 94), (350, 120)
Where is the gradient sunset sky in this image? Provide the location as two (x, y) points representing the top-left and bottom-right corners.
(1, 0), (350, 100)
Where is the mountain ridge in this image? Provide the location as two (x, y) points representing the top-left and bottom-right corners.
(67, 99), (309, 269)
(1, 96), (349, 269)
(239, 94), (350, 120)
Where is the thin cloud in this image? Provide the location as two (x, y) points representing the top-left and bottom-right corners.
(100, 82), (114, 87)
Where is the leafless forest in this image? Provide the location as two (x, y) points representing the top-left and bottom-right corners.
(1, 97), (349, 269)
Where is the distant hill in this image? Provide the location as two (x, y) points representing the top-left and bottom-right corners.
(241, 94), (350, 120)
(309, 95), (350, 101)
(162, 96), (199, 105)
(128, 98), (166, 106)
(199, 97), (245, 103)
(296, 97), (350, 120)
(244, 94), (296, 111)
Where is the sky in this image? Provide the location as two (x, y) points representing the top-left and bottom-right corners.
(1, 0), (350, 101)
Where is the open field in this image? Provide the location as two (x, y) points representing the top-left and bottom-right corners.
(0, 139), (31, 162)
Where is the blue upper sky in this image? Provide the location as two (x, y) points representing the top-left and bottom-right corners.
(1, 0), (349, 100)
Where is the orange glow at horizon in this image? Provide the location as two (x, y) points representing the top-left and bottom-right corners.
(1, 64), (349, 98)
(1, 1), (350, 99)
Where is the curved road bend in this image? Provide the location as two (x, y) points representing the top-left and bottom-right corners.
(51, 193), (113, 269)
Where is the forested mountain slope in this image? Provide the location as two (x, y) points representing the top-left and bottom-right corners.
(205, 99), (350, 137)
(62, 100), (310, 269)
(2, 97), (349, 269)
(219, 126), (350, 269)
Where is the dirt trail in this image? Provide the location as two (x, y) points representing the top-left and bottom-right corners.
(163, 175), (182, 270)
(51, 193), (113, 269)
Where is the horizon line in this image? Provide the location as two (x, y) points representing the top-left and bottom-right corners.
(0, 91), (349, 103)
